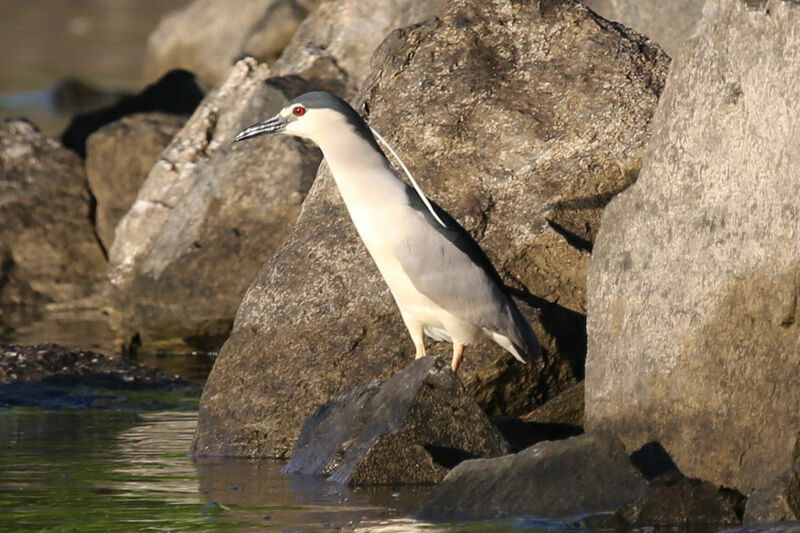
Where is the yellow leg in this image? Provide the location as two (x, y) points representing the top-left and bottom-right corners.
(415, 342), (426, 359)
(451, 342), (465, 372)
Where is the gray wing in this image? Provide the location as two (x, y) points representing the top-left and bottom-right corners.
(392, 189), (539, 358)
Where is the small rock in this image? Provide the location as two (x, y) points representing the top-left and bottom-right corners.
(615, 470), (741, 527)
(413, 432), (646, 520)
(283, 356), (508, 486)
(522, 381), (584, 426)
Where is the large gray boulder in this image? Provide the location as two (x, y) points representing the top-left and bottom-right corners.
(193, 0), (667, 458)
(583, 0), (705, 57)
(108, 58), (321, 353)
(284, 356), (509, 486)
(86, 112), (185, 251)
(586, 0), (800, 493)
(0, 119), (106, 310)
(414, 432), (646, 519)
(142, 0), (320, 86)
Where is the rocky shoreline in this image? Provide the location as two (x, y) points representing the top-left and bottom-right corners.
(2, 0), (799, 530)
(0, 343), (200, 410)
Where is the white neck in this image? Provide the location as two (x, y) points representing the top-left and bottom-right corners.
(314, 123), (407, 210)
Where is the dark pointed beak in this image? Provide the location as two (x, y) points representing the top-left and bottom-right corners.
(233, 114), (286, 143)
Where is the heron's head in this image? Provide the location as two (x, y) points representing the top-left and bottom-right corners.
(233, 91), (373, 147)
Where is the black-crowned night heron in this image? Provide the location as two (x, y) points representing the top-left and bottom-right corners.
(233, 91), (540, 372)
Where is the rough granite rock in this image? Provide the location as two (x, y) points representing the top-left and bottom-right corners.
(141, 0), (305, 86)
(615, 471), (741, 528)
(583, 0), (705, 57)
(284, 356), (509, 486)
(585, 0), (800, 493)
(193, 0), (668, 458)
(0, 119), (106, 309)
(61, 70), (203, 158)
(271, 0), (447, 98)
(413, 432), (646, 519)
(108, 59), (321, 353)
(86, 112), (185, 251)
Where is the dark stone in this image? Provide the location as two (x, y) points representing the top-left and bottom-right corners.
(194, 0), (668, 459)
(284, 356), (509, 486)
(615, 470), (741, 528)
(413, 432), (646, 520)
(61, 69), (203, 157)
(0, 343), (200, 410)
(492, 417), (583, 453)
(522, 380), (584, 426)
(494, 383), (586, 452)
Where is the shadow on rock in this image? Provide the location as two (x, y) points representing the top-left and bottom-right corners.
(61, 69), (204, 157)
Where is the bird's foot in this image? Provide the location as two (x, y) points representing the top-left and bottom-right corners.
(451, 342), (465, 372)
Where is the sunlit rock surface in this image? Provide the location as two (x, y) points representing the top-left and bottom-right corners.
(586, 0), (800, 493)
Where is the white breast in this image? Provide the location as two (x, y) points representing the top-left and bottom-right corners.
(317, 119), (473, 339)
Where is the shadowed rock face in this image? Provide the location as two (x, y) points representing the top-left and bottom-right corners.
(0, 119), (107, 309)
(586, 0), (800, 493)
(193, 0), (668, 458)
(615, 471), (741, 528)
(86, 112), (185, 252)
(413, 432), (646, 520)
(284, 356), (509, 486)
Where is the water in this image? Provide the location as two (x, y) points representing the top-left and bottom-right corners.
(0, 408), (600, 532)
(0, 0), (187, 135)
(0, 409), (431, 532)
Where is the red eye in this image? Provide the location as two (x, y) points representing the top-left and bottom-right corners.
(293, 106), (306, 116)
